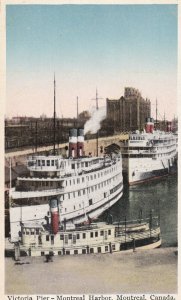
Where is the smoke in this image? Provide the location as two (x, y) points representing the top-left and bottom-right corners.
(84, 106), (106, 134)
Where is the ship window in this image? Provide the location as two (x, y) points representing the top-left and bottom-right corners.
(112, 244), (115, 250)
(90, 232), (94, 238)
(105, 246), (109, 252)
(65, 208), (67, 212)
(41, 251), (44, 256)
(91, 187), (94, 192)
(51, 160), (54, 166)
(68, 193), (70, 199)
(65, 235), (68, 244)
(90, 248), (94, 253)
(31, 231), (34, 235)
(74, 250), (78, 255)
(42, 160), (45, 166)
(68, 234), (72, 239)
(108, 230), (111, 235)
(74, 205), (76, 210)
(73, 179), (75, 184)
(98, 247), (101, 253)
(81, 162), (84, 167)
(89, 199), (93, 206)
(94, 174), (96, 179)
(85, 162), (88, 167)
(82, 177), (84, 182)
(38, 160), (41, 166)
(91, 175), (93, 180)
(47, 160), (50, 166)
(46, 181), (48, 186)
(95, 231), (98, 237)
(76, 234), (80, 239)
(58, 251), (61, 255)
(95, 185), (97, 190)
(73, 235), (76, 244)
(83, 189), (86, 195)
(100, 230), (104, 236)
(66, 251), (70, 255)
(77, 163), (80, 169)
(36, 229), (39, 235)
(77, 178), (80, 184)
(73, 192), (75, 198)
(70, 180), (71, 185)
(46, 235), (49, 241)
(83, 233), (86, 239)
(82, 249), (86, 254)
(98, 173), (100, 178)
(60, 235), (64, 240)
(72, 164), (75, 169)
(78, 191), (81, 196)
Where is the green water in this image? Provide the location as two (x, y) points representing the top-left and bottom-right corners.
(102, 175), (178, 247)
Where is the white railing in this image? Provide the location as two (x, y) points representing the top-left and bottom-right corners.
(12, 188), (64, 199)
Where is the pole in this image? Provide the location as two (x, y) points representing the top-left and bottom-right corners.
(53, 74), (56, 155)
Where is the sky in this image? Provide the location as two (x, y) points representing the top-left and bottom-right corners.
(6, 4), (178, 120)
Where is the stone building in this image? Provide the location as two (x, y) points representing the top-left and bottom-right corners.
(106, 87), (151, 132)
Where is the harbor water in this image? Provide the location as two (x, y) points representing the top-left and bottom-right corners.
(102, 174), (177, 247)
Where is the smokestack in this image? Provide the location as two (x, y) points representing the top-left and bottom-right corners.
(69, 128), (77, 158)
(77, 128), (84, 157)
(166, 121), (172, 132)
(50, 198), (59, 235)
(145, 117), (154, 133)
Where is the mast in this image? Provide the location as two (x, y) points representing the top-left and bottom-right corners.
(53, 74), (56, 155)
(156, 98), (157, 131)
(92, 88), (102, 157)
(77, 96), (79, 128)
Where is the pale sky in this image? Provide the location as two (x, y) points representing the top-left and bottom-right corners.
(6, 4), (178, 120)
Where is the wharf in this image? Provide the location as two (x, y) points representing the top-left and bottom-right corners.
(5, 247), (177, 294)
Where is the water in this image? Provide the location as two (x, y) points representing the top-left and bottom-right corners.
(101, 175), (177, 247)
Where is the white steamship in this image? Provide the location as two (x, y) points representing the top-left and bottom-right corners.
(119, 118), (177, 185)
(10, 128), (123, 242)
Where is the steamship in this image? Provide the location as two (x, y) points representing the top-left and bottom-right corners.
(119, 118), (177, 185)
(9, 128), (123, 242)
(14, 198), (161, 258)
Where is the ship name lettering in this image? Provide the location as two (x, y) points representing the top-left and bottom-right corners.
(116, 295), (146, 300)
(89, 295), (112, 300)
(150, 295), (175, 300)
